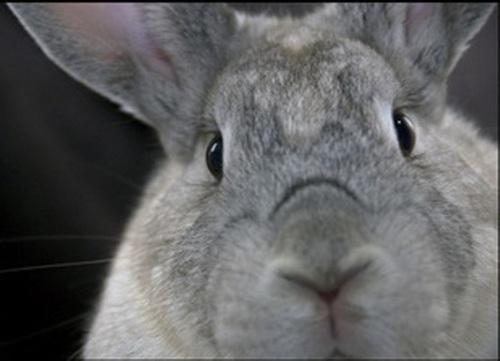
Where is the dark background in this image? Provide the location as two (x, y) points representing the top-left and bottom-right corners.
(0, 4), (497, 360)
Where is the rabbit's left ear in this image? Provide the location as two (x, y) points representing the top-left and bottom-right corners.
(8, 4), (237, 159)
(308, 3), (496, 121)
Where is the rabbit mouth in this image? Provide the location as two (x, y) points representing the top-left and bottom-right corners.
(329, 348), (350, 358)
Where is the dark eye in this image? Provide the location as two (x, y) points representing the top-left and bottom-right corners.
(206, 134), (223, 180)
(393, 111), (416, 157)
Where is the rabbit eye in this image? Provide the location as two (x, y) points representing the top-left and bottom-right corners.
(206, 134), (223, 180)
(393, 111), (416, 157)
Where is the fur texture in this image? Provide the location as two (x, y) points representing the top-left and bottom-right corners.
(8, 3), (497, 358)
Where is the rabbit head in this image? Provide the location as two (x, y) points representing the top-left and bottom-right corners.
(8, 3), (497, 358)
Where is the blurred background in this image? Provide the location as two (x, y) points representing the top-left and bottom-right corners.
(0, 4), (497, 360)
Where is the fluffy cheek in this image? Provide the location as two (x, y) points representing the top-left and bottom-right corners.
(130, 163), (219, 356)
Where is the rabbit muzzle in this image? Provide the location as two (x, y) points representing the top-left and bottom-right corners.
(212, 183), (448, 358)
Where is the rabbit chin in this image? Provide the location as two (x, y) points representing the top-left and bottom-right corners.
(212, 283), (454, 358)
(212, 294), (446, 358)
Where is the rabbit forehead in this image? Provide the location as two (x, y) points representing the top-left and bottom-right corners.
(210, 35), (398, 147)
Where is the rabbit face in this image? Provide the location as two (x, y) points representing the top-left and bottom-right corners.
(117, 34), (495, 358)
(8, 3), (497, 358)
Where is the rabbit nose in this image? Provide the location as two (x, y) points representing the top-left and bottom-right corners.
(275, 257), (371, 339)
(277, 256), (370, 304)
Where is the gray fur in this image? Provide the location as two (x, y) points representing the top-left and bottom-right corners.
(8, 3), (497, 358)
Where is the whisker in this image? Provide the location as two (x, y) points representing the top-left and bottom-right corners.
(86, 162), (146, 191)
(0, 235), (120, 244)
(0, 313), (86, 349)
(68, 344), (85, 361)
(0, 259), (111, 275)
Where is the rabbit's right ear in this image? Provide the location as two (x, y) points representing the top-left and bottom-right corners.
(308, 3), (496, 122)
(7, 4), (236, 159)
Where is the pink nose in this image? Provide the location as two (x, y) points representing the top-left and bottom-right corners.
(280, 259), (368, 303)
(317, 289), (340, 305)
(279, 259), (370, 338)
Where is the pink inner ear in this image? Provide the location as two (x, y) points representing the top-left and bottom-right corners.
(48, 3), (175, 79)
(404, 3), (436, 37)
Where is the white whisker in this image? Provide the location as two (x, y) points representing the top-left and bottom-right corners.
(0, 235), (119, 244)
(86, 162), (146, 191)
(0, 259), (111, 275)
(0, 313), (87, 349)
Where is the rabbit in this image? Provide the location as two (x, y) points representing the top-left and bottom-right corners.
(8, 3), (497, 359)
